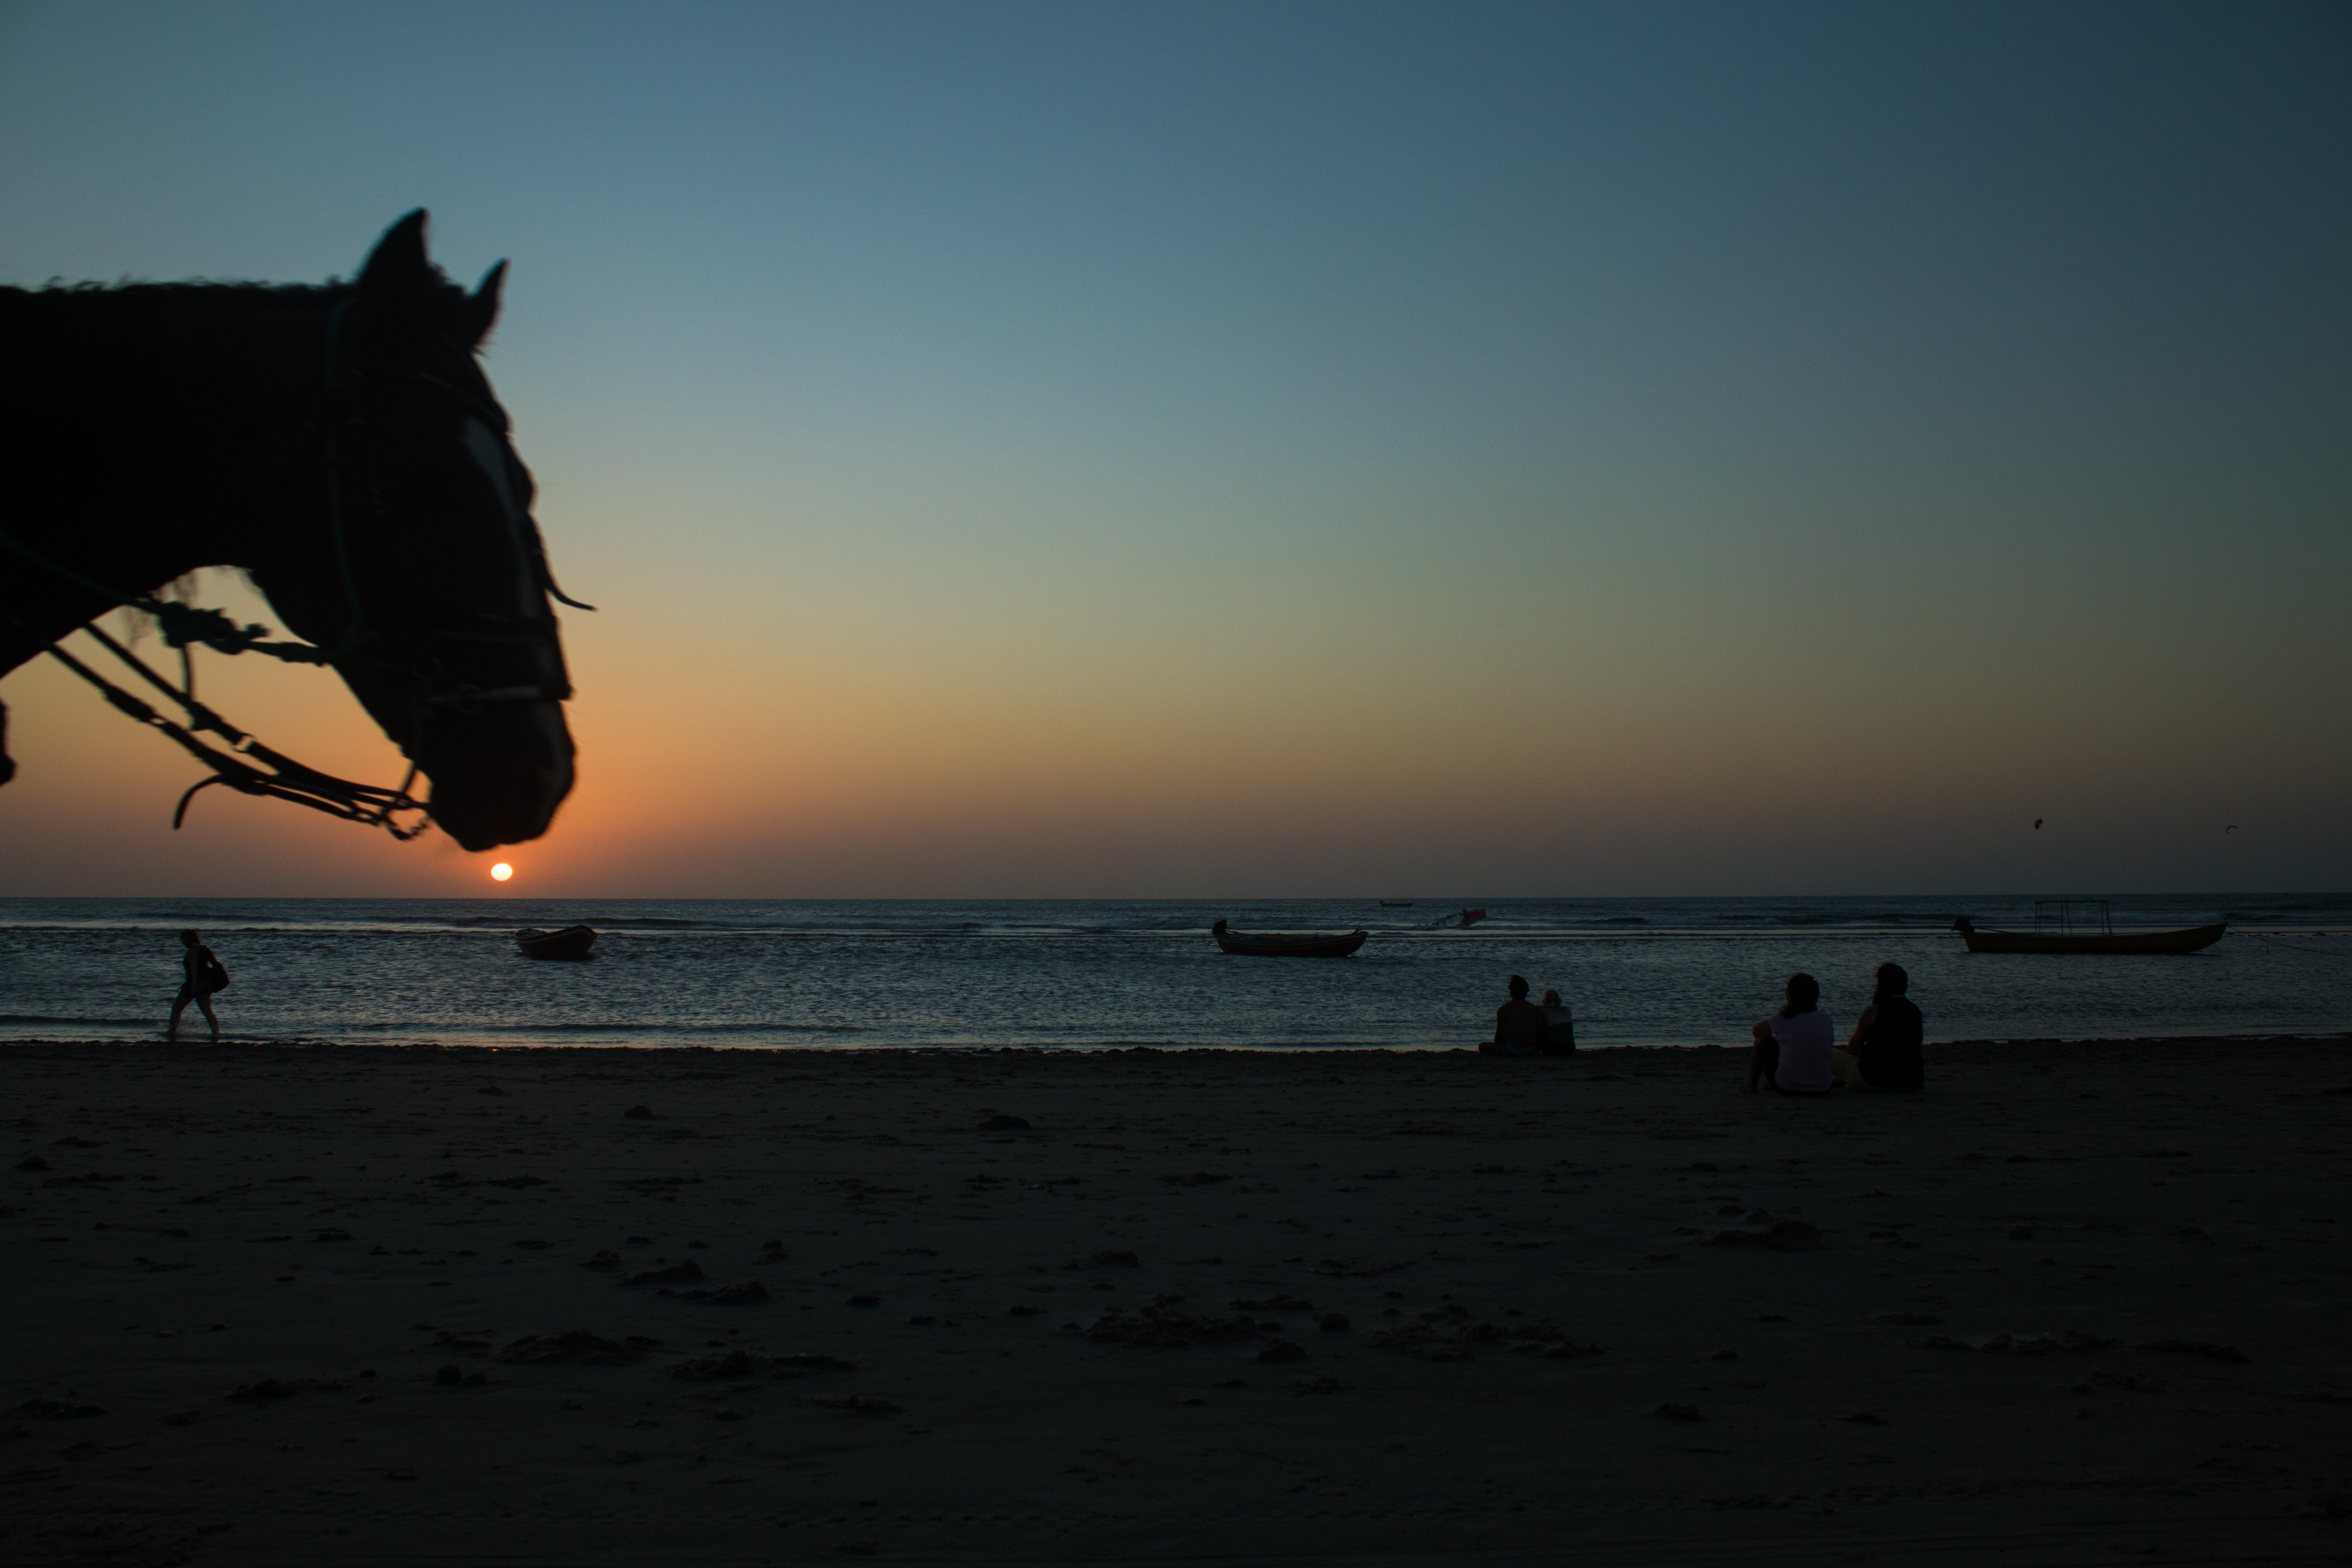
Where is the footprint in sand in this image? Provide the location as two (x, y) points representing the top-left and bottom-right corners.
(500, 1332), (661, 1366)
(8, 1400), (107, 1420)
(669, 1280), (769, 1304)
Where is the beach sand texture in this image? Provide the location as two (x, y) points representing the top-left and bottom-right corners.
(2, 1038), (2347, 1566)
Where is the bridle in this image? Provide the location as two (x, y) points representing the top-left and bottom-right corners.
(0, 292), (591, 838)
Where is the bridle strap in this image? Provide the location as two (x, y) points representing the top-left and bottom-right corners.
(8, 609), (425, 837)
(0, 524), (332, 665)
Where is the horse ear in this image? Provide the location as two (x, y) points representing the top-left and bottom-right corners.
(457, 261), (507, 349)
(358, 210), (434, 300)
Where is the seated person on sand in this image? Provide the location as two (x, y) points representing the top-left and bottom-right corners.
(1741, 972), (1834, 1094)
(1480, 974), (1547, 1056)
(1539, 988), (1576, 1054)
(1831, 962), (1924, 1090)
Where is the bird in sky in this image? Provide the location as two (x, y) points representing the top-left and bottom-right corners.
(2226, 824), (2240, 833)
(2034, 818), (2043, 830)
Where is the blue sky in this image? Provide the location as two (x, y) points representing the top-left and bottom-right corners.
(1, 1), (2346, 896)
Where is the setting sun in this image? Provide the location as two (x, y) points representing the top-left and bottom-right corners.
(490, 863), (513, 882)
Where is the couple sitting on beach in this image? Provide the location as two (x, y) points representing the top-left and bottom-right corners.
(1742, 963), (1923, 1094)
(1479, 974), (1576, 1056)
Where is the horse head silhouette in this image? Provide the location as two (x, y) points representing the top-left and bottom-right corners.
(0, 212), (582, 850)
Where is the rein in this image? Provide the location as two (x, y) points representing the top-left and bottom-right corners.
(0, 294), (588, 839)
(17, 614), (431, 837)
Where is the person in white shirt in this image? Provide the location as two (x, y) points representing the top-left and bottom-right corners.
(1538, 989), (1576, 1054)
(1741, 972), (1834, 1094)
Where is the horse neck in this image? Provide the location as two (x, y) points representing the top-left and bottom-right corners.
(3, 290), (331, 662)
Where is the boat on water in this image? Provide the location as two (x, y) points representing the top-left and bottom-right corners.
(1954, 901), (2225, 956)
(516, 925), (598, 961)
(1378, 900), (1415, 908)
(1210, 919), (1368, 958)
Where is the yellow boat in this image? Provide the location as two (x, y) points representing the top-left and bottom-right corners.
(1210, 920), (1368, 958)
(1955, 901), (2224, 955)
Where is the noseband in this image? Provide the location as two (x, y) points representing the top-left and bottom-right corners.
(0, 294), (590, 837)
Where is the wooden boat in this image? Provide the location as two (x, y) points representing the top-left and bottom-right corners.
(1961, 923), (2225, 955)
(1955, 901), (2224, 955)
(1378, 900), (1415, 908)
(516, 925), (598, 960)
(1211, 920), (1368, 958)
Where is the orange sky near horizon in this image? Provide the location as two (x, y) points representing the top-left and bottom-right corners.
(0, 541), (2334, 900)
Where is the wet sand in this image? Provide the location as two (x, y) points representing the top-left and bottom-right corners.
(2, 1035), (2348, 1566)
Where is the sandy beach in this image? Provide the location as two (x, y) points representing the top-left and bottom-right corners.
(3, 1035), (2348, 1566)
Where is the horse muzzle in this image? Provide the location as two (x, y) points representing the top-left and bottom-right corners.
(413, 692), (576, 850)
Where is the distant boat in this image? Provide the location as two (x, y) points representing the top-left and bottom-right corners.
(1211, 919), (1367, 958)
(1379, 900), (1415, 907)
(1954, 902), (2224, 956)
(516, 925), (598, 960)
(1961, 924), (2226, 955)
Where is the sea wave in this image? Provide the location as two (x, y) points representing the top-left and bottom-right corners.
(457, 1020), (872, 1035)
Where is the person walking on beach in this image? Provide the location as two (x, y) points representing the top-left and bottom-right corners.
(1832, 962), (1924, 1090)
(167, 929), (224, 1044)
(1481, 974), (1547, 1056)
(1742, 972), (1833, 1093)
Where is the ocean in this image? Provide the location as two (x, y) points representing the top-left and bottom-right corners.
(2, 893), (2346, 1052)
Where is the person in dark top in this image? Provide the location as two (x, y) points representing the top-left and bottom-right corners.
(1833, 962), (1923, 1090)
(1480, 974), (1547, 1056)
(167, 928), (222, 1044)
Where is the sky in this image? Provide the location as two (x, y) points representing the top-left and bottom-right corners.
(0, 0), (2346, 898)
